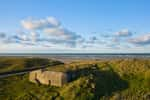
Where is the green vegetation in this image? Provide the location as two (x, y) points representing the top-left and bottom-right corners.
(0, 58), (150, 100)
(0, 57), (62, 73)
(0, 57), (26, 73)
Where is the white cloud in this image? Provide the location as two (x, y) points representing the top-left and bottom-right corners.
(115, 29), (132, 37)
(46, 17), (60, 27)
(21, 17), (60, 30)
(15, 16), (83, 48)
(129, 33), (150, 45)
(44, 27), (81, 40)
(86, 36), (99, 44)
(112, 37), (119, 43)
(30, 31), (39, 42)
(3, 16), (150, 52)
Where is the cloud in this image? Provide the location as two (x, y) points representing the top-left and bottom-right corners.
(19, 16), (83, 48)
(12, 31), (39, 42)
(3, 16), (149, 52)
(21, 17), (60, 30)
(86, 36), (99, 44)
(129, 33), (150, 45)
(112, 37), (119, 43)
(81, 36), (108, 49)
(115, 29), (132, 37)
(109, 29), (134, 45)
(0, 32), (6, 38)
(42, 28), (82, 47)
(0, 31), (39, 47)
(37, 38), (76, 47)
(44, 27), (81, 40)
(0, 17), (84, 49)
(90, 36), (97, 41)
(0, 32), (8, 43)
(100, 34), (112, 38)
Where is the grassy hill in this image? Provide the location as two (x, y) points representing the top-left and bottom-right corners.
(0, 58), (150, 100)
(0, 57), (62, 73)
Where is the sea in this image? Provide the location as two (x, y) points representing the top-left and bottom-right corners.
(0, 53), (150, 59)
(0, 53), (150, 63)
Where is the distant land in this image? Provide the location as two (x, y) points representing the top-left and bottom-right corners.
(0, 53), (150, 56)
(0, 53), (150, 58)
(0, 53), (150, 63)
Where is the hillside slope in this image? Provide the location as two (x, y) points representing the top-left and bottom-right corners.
(0, 58), (150, 100)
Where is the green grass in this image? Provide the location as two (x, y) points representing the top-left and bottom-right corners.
(0, 58), (150, 100)
(0, 74), (60, 100)
(0, 57), (62, 73)
(0, 57), (26, 73)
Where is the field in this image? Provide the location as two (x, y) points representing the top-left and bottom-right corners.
(0, 57), (150, 100)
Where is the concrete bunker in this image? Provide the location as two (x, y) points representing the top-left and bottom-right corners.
(29, 69), (68, 87)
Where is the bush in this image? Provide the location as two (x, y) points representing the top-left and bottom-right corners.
(60, 76), (95, 100)
(15, 93), (38, 100)
(25, 58), (50, 68)
(145, 70), (150, 85)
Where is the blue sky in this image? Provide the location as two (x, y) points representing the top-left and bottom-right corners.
(0, 0), (150, 53)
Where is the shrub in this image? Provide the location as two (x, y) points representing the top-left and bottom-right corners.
(25, 58), (50, 68)
(145, 70), (150, 85)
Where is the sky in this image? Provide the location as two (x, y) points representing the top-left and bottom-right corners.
(0, 0), (150, 53)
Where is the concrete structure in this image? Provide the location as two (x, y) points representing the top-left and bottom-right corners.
(29, 69), (68, 87)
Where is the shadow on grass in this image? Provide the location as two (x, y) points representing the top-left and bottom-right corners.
(94, 69), (128, 99)
(68, 64), (129, 99)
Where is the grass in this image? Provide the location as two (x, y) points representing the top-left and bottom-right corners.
(0, 57), (63, 73)
(0, 74), (60, 100)
(0, 58), (150, 100)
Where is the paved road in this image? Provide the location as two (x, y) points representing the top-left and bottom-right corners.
(0, 63), (59, 78)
